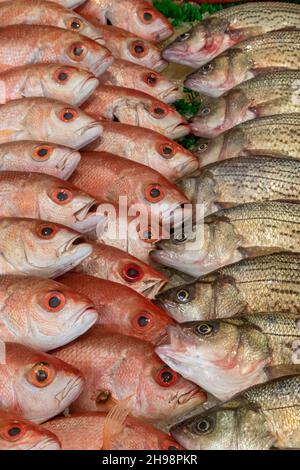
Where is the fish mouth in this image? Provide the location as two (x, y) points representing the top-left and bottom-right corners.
(173, 157), (199, 180)
(153, 58), (168, 72)
(30, 437), (61, 451)
(92, 53), (114, 77)
(56, 375), (84, 404)
(72, 304), (98, 329)
(75, 121), (103, 149)
(92, 36), (106, 47)
(159, 86), (182, 104)
(73, 201), (104, 233)
(167, 123), (190, 140)
(155, 27), (174, 42)
(59, 234), (92, 259)
(178, 387), (207, 406)
(140, 278), (168, 299)
(56, 150), (81, 179)
(76, 76), (99, 106)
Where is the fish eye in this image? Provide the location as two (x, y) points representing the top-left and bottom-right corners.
(201, 106), (211, 117)
(36, 223), (58, 239)
(144, 183), (164, 203)
(0, 423), (25, 442)
(150, 104), (168, 119)
(54, 68), (71, 84)
(158, 142), (175, 159)
(132, 312), (154, 331)
(172, 232), (187, 244)
(197, 142), (209, 152)
(194, 417), (214, 434)
(176, 288), (190, 303)
(59, 108), (78, 122)
(44, 291), (66, 312)
(32, 144), (52, 161)
(139, 8), (155, 23)
(26, 362), (55, 388)
(155, 366), (178, 387)
(51, 188), (74, 205)
(122, 263), (144, 283)
(144, 72), (158, 86)
(69, 18), (83, 30)
(195, 323), (213, 336)
(69, 42), (87, 61)
(200, 63), (214, 74)
(176, 32), (190, 42)
(130, 40), (148, 58)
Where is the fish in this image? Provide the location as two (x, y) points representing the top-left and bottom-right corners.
(156, 313), (300, 401)
(0, 141), (80, 180)
(155, 253), (300, 323)
(0, 342), (85, 423)
(0, 24), (113, 76)
(0, 64), (99, 106)
(81, 86), (190, 139)
(0, 218), (92, 278)
(178, 156), (300, 216)
(151, 201), (300, 277)
(170, 374), (300, 450)
(190, 71), (300, 138)
(0, 275), (97, 351)
(163, 2), (300, 68)
(185, 30), (300, 97)
(100, 59), (180, 102)
(73, 242), (168, 298)
(0, 0), (107, 45)
(44, 412), (183, 450)
(57, 272), (174, 344)
(69, 151), (191, 227)
(85, 122), (198, 182)
(0, 411), (61, 450)
(0, 97), (102, 149)
(0, 172), (104, 233)
(195, 115), (300, 167)
(77, 0), (173, 43)
(53, 326), (207, 422)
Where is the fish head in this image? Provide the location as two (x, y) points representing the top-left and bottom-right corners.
(190, 96), (227, 138)
(28, 142), (81, 180)
(59, 11), (106, 45)
(126, 67), (181, 103)
(121, 38), (167, 71)
(5, 343), (85, 423)
(194, 137), (223, 167)
(185, 55), (230, 97)
(0, 412), (61, 450)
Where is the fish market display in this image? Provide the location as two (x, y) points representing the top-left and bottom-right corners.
(0, 276), (97, 351)
(163, 2), (300, 68)
(151, 202), (300, 277)
(0, 98), (102, 148)
(0, 342), (84, 423)
(0, 218), (92, 278)
(58, 273), (174, 344)
(86, 122), (197, 181)
(77, 0), (173, 42)
(178, 156), (300, 215)
(196, 114), (300, 167)
(171, 374), (300, 450)
(156, 253), (300, 323)
(191, 71), (300, 138)
(0, 141), (81, 179)
(81, 86), (190, 139)
(185, 30), (300, 97)
(53, 326), (207, 421)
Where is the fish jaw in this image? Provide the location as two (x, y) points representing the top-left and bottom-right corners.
(29, 436), (62, 451)
(91, 53), (114, 77)
(74, 122), (103, 150)
(55, 149), (81, 180)
(73, 200), (105, 233)
(168, 123), (190, 140)
(75, 77), (100, 107)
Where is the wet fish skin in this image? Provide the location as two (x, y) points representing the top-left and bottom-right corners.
(190, 71), (300, 138)
(155, 253), (300, 323)
(151, 201), (300, 277)
(0, 97), (103, 149)
(163, 2), (300, 68)
(0, 342), (85, 423)
(178, 156), (300, 216)
(196, 115), (300, 167)
(171, 374), (300, 450)
(185, 30), (300, 97)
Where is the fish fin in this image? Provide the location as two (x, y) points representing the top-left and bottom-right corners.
(248, 98), (288, 118)
(265, 364), (300, 380)
(101, 395), (133, 450)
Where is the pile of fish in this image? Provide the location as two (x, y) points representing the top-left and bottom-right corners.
(0, 0), (300, 452)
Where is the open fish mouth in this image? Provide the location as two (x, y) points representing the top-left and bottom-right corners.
(73, 201), (104, 233)
(59, 234), (92, 260)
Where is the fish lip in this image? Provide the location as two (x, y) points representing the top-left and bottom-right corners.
(76, 76), (99, 106)
(92, 54), (114, 77)
(174, 158), (199, 179)
(56, 150), (81, 179)
(153, 59), (168, 72)
(75, 122), (103, 149)
(72, 304), (98, 327)
(73, 201), (104, 233)
(29, 437), (61, 451)
(141, 278), (168, 299)
(156, 27), (174, 42)
(168, 123), (190, 140)
(59, 234), (87, 255)
(56, 375), (84, 403)
(159, 86), (182, 103)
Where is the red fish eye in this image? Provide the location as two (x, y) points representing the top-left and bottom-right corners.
(132, 311), (154, 331)
(155, 366), (178, 387)
(59, 108), (78, 122)
(36, 223), (58, 239)
(161, 439), (182, 450)
(130, 40), (148, 58)
(0, 422), (26, 442)
(54, 68), (71, 84)
(122, 264), (144, 283)
(69, 43), (87, 61)
(144, 184), (164, 203)
(158, 142), (176, 159)
(26, 362), (55, 388)
(44, 291), (66, 312)
(149, 103), (168, 119)
(144, 72), (158, 86)
(32, 144), (53, 161)
(51, 188), (74, 205)
(68, 18), (83, 30)
(138, 8), (155, 23)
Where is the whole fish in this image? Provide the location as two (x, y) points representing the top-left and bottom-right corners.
(163, 2), (300, 68)
(77, 0), (173, 43)
(171, 374), (300, 450)
(0, 64), (99, 106)
(0, 218), (92, 278)
(0, 275), (97, 351)
(73, 242), (168, 298)
(0, 25), (112, 76)
(0, 141), (81, 179)
(0, 172), (104, 233)
(156, 314), (300, 401)
(69, 151), (191, 226)
(190, 71), (300, 138)
(86, 122), (197, 182)
(0, 97), (102, 149)
(44, 412), (182, 450)
(0, 0), (106, 44)
(100, 59), (180, 102)
(81, 86), (190, 139)
(185, 31), (300, 97)
(0, 411), (61, 450)
(53, 326), (207, 421)
(57, 273), (173, 344)
(178, 156), (300, 216)
(151, 202), (300, 277)
(196, 115), (300, 167)
(0, 342), (84, 423)
(155, 253), (300, 323)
